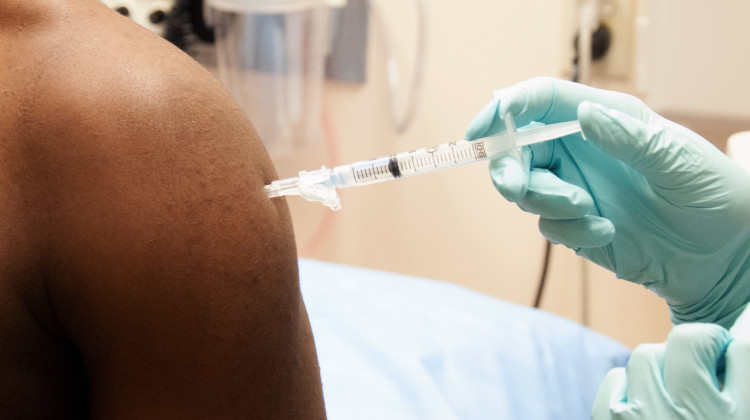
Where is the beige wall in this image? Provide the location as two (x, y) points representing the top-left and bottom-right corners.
(635, 0), (750, 119)
(269, 0), (745, 349)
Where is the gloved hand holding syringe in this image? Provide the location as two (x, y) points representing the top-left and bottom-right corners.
(265, 113), (581, 210)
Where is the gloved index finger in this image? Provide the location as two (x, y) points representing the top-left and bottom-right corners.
(465, 77), (651, 141)
(493, 77), (569, 128)
(465, 77), (573, 141)
(494, 77), (649, 128)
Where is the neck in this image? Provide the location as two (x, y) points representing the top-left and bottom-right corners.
(0, 0), (103, 33)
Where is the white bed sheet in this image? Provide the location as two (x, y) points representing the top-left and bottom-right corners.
(300, 259), (630, 420)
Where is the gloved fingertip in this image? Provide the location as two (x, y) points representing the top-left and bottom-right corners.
(667, 323), (731, 357)
(577, 101), (613, 142)
(599, 218), (616, 243)
(465, 96), (501, 140)
(576, 101), (651, 166)
(663, 323), (731, 406)
(523, 169), (596, 219)
(539, 216), (615, 249)
(489, 156), (527, 202)
(495, 91), (527, 122)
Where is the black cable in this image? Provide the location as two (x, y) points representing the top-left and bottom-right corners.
(533, 240), (552, 308)
(534, 20), (613, 309)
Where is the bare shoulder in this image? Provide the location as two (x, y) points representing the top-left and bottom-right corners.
(30, 4), (275, 181)
(2, 3), (325, 418)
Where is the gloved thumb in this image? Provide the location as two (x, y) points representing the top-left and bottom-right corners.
(577, 101), (698, 191)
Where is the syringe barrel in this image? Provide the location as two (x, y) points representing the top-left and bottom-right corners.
(331, 157), (394, 189)
(301, 120), (579, 191)
(333, 139), (497, 189)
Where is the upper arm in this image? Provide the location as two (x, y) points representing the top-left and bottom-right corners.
(31, 31), (325, 419)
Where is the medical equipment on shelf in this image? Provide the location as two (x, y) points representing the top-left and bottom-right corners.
(265, 114), (582, 210)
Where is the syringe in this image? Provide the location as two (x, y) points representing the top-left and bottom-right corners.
(265, 114), (582, 210)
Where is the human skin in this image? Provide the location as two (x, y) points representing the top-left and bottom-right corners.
(0, 0), (326, 418)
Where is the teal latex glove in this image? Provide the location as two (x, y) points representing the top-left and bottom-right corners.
(465, 77), (750, 327)
(592, 320), (750, 419)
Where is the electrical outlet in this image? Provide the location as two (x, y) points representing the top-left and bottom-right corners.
(594, 0), (635, 78)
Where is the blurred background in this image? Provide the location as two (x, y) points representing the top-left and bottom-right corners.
(105, 0), (750, 348)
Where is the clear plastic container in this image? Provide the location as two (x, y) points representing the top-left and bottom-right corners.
(207, 0), (328, 158)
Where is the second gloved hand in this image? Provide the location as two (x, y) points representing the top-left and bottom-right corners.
(592, 322), (750, 419)
(465, 77), (750, 327)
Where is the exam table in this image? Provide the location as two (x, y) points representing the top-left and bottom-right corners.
(299, 259), (630, 420)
